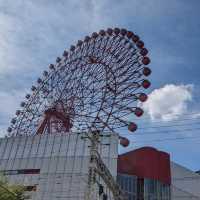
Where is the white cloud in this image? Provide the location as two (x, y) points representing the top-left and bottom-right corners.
(141, 84), (193, 121)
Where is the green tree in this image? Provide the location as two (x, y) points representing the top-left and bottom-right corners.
(0, 175), (29, 200)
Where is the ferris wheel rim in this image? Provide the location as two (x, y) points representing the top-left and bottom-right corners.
(7, 27), (151, 138)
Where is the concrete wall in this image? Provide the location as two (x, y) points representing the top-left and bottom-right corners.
(171, 162), (200, 200)
(0, 132), (118, 200)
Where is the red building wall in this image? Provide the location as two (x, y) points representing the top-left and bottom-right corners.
(117, 147), (171, 184)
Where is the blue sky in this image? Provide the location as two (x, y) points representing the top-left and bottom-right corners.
(0, 0), (200, 171)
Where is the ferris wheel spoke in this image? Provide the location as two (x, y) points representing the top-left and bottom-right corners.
(8, 28), (151, 137)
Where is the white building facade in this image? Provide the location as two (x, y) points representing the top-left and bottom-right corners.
(0, 132), (118, 200)
(171, 162), (200, 200)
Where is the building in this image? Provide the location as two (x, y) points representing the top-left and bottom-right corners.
(1, 132), (200, 200)
(117, 147), (200, 200)
(171, 162), (200, 200)
(0, 132), (118, 200)
(117, 147), (171, 200)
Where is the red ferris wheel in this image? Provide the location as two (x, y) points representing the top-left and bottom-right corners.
(7, 27), (151, 147)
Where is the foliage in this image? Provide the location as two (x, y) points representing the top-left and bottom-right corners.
(0, 175), (29, 200)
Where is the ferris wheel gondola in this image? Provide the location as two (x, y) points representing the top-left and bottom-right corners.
(7, 27), (151, 147)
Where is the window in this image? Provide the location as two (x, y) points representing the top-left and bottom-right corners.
(1, 169), (40, 175)
(117, 174), (137, 199)
(144, 178), (171, 200)
(117, 174), (171, 200)
(25, 185), (37, 191)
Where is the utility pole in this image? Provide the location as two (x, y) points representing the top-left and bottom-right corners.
(84, 131), (99, 200)
(83, 131), (127, 200)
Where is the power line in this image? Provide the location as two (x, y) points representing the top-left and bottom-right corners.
(133, 111), (200, 122)
(118, 113), (200, 130)
(120, 127), (200, 136)
(137, 121), (200, 130)
(134, 116), (200, 126)
(117, 122), (200, 130)
(130, 115), (200, 128)
(132, 134), (200, 144)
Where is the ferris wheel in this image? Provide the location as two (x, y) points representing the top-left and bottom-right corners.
(7, 27), (151, 146)
(6, 27), (151, 200)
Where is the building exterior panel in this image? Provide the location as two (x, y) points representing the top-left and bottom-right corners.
(171, 162), (200, 199)
(0, 132), (118, 200)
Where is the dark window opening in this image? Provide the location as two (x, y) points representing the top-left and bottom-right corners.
(1, 169), (40, 175)
(25, 185), (37, 191)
